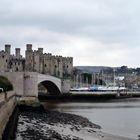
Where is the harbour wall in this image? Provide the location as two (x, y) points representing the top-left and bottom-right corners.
(0, 91), (17, 139)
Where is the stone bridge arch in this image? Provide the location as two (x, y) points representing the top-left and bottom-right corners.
(38, 74), (62, 95)
(0, 72), (63, 97)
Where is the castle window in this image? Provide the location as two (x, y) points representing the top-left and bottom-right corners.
(16, 67), (18, 71)
(44, 64), (47, 67)
(55, 65), (57, 68)
(15, 62), (16, 65)
(18, 62), (20, 65)
(2, 55), (4, 58)
(6, 59), (7, 63)
(67, 65), (69, 68)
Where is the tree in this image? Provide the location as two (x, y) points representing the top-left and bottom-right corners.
(0, 76), (13, 91)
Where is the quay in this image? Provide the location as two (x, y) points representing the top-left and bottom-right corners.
(0, 91), (39, 140)
(0, 91), (17, 139)
(70, 91), (140, 97)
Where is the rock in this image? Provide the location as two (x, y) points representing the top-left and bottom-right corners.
(15, 108), (101, 139)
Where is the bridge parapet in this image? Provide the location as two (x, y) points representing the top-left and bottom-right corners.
(0, 72), (38, 97)
(0, 72), (70, 97)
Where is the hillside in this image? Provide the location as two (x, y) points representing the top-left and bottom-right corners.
(74, 66), (113, 73)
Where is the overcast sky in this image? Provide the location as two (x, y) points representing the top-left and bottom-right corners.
(0, 0), (140, 67)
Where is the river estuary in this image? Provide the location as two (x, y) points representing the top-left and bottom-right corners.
(15, 97), (140, 139)
(42, 98), (140, 139)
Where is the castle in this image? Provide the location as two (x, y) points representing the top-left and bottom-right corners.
(0, 44), (73, 78)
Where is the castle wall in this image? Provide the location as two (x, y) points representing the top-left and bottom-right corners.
(33, 51), (40, 72)
(25, 44), (34, 71)
(43, 53), (52, 74)
(39, 54), (43, 73)
(0, 44), (73, 78)
(55, 56), (63, 78)
(0, 51), (8, 72)
(5, 44), (11, 57)
(8, 59), (25, 72)
(15, 48), (21, 59)
(62, 57), (73, 77)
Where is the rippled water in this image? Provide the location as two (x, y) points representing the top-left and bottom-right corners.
(42, 98), (140, 139)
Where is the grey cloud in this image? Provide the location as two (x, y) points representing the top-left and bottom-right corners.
(0, 0), (139, 46)
(0, 0), (140, 67)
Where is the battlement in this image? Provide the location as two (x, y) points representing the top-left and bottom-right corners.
(15, 48), (21, 58)
(38, 48), (43, 54)
(5, 44), (11, 55)
(26, 44), (32, 51)
(0, 44), (73, 77)
(44, 53), (52, 57)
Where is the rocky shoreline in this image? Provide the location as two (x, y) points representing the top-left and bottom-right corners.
(15, 108), (102, 140)
(15, 106), (138, 140)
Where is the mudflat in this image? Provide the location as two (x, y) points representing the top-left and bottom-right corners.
(15, 109), (137, 140)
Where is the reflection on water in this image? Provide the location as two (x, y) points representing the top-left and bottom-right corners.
(42, 98), (140, 139)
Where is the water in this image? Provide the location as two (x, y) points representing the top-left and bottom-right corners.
(42, 98), (140, 139)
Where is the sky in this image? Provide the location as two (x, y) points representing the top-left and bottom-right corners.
(0, 0), (140, 67)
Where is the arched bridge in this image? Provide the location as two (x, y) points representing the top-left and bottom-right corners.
(0, 72), (66, 97)
(38, 73), (61, 95)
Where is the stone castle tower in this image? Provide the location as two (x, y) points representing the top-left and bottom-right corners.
(0, 44), (73, 78)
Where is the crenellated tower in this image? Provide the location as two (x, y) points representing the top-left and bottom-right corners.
(0, 44), (73, 78)
(25, 44), (34, 71)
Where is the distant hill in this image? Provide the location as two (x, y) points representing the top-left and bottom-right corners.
(74, 66), (113, 73)
(74, 66), (140, 75)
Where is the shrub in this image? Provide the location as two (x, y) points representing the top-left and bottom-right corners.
(0, 76), (13, 91)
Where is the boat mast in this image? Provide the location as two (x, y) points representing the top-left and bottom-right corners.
(113, 69), (115, 86)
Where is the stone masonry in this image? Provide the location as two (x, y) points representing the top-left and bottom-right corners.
(0, 44), (73, 78)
